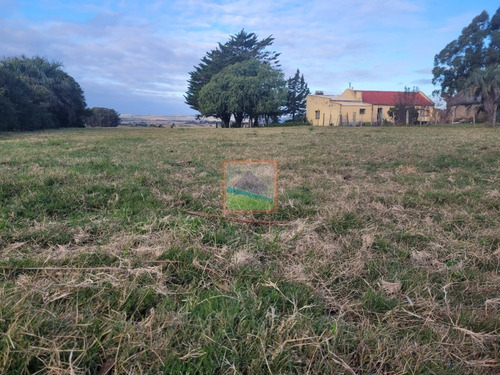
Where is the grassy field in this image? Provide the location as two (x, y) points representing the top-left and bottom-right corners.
(226, 192), (274, 211)
(0, 124), (499, 374)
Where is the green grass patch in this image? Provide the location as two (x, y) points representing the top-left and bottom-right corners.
(226, 192), (274, 210)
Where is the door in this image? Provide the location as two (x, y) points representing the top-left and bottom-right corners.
(377, 108), (383, 125)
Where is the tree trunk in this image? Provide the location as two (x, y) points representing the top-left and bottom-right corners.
(234, 112), (244, 127)
(253, 116), (259, 127)
(221, 114), (231, 128)
(492, 104), (498, 127)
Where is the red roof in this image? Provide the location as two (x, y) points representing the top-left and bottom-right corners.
(354, 90), (434, 106)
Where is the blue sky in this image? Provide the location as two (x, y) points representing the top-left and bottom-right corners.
(1, 0), (498, 115)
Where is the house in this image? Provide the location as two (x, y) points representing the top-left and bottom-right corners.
(306, 89), (435, 126)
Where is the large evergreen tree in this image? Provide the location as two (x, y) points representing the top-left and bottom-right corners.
(432, 7), (500, 99)
(285, 69), (310, 122)
(185, 30), (280, 127)
(487, 8), (500, 65)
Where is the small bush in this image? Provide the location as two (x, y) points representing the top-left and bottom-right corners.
(85, 107), (121, 127)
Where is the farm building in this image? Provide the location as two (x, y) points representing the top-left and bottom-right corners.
(445, 91), (485, 123)
(306, 88), (435, 126)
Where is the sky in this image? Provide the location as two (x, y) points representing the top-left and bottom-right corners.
(1, 0), (499, 115)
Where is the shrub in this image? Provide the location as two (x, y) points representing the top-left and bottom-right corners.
(85, 107), (121, 127)
(0, 56), (86, 131)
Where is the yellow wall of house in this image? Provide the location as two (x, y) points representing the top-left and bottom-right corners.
(339, 105), (372, 124)
(306, 95), (341, 126)
(372, 105), (392, 123)
(360, 104), (435, 124)
(416, 106), (434, 123)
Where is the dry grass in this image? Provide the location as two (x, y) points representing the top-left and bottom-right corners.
(0, 124), (499, 374)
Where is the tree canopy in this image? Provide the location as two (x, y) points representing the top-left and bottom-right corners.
(186, 30), (288, 127)
(432, 7), (500, 98)
(0, 56), (87, 131)
(198, 60), (286, 127)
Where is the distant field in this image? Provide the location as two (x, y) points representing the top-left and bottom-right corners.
(0, 124), (499, 374)
(119, 114), (217, 127)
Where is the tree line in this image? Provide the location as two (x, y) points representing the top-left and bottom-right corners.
(0, 56), (120, 131)
(186, 30), (309, 127)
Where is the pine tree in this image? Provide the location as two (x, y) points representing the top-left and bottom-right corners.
(285, 69), (310, 122)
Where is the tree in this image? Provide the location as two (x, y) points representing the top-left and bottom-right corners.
(433, 7), (500, 99)
(255, 64), (287, 125)
(197, 69), (234, 128)
(285, 69), (310, 121)
(466, 65), (500, 126)
(185, 30), (280, 125)
(85, 107), (121, 127)
(388, 87), (420, 125)
(0, 56), (87, 130)
(198, 60), (286, 127)
(432, 10), (491, 99)
(486, 8), (500, 66)
(0, 94), (18, 131)
(0, 63), (52, 131)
